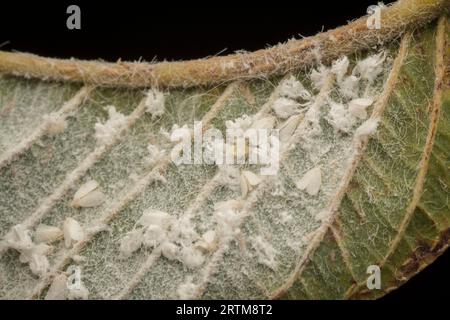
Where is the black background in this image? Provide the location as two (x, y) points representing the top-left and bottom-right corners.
(0, 0), (449, 300)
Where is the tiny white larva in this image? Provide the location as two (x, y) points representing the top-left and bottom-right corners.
(71, 180), (106, 208)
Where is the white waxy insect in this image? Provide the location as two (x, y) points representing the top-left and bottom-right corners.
(311, 65), (330, 90)
(327, 101), (356, 133)
(331, 56), (349, 83)
(240, 170), (262, 197)
(2, 224), (52, 276)
(94, 106), (127, 146)
(19, 243), (51, 264)
(195, 230), (217, 252)
(160, 241), (179, 260)
(279, 76), (312, 101)
(71, 180), (106, 208)
(142, 225), (166, 248)
(119, 229), (144, 258)
(296, 166), (322, 196)
(178, 246), (205, 269)
(34, 224), (63, 244)
(138, 209), (173, 229)
(3, 224), (33, 250)
(145, 89), (165, 118)
(348, 98), (374, 119)
(225, 114), (253, 130)
(63, 218), (85, 248)
(213, 200), (244, 239)
(272, 97), (300, 119)
(279, 114), (304, 143)
(43, 113), (68, 135)
(26, 250), (50, 276)
(353, 52), (386, 83)
(146, 143), (165, 166)
(339, 75), (360, 99)
(354, 118), (379, 140)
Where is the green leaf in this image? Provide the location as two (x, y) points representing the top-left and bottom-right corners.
(0, 10), (448, 300)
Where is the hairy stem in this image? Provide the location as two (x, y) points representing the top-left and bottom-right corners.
(0, 0), (447, 89)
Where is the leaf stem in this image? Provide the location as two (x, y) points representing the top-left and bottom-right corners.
(0, 0), (447, 89)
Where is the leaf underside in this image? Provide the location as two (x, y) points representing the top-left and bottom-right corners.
(0, 18), (448, 300)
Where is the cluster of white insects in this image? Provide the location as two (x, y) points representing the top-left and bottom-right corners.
(0, 50), (388, 299)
